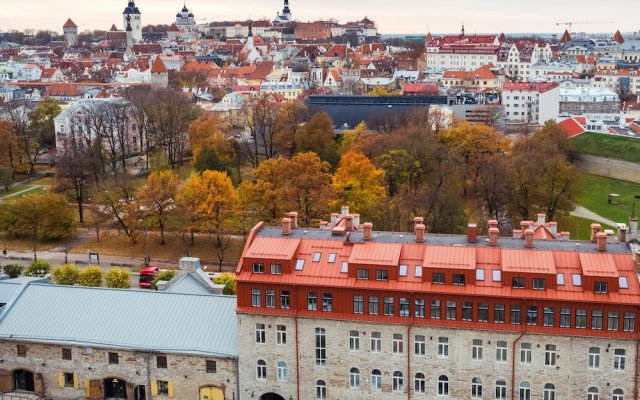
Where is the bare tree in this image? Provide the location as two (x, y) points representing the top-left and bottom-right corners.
(243, 94), (279, 166)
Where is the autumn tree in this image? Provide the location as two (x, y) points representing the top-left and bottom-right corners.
(338, 121), (368, 155)
(137, 170), (180, 245)
(193, 147), (232, 175)
(0, 121), (20, 176)
(273, 101), (309, 157)
(187, 112), (233, 160)
(78, 266), (102, 287)
(104, 267), (130, 288)
(332, 151), (386, 220)
(55, 149), (96, 223)
(0, 100), (41, 173)
(238, 158), (289, 223)
(294, 112), (338, 165)
(0, 166), (13, 191)
(52, 264), (80, 285)
(243, 94), (280, 166)
(28, 97), (61, 147)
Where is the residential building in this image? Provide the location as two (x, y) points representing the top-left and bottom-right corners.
(496, 39), (553, 80)
(559, 86), (620, 114)
(502, 81), (560, 125)
(294, 22), (332, 42)
(425, 28), (501, 71)
(592, 69), (640, 95)
(440, 65), (504, 89)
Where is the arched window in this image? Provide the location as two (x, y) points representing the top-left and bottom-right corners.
(316, 380), (326, 400)
(587, 387), (599, 400)
(256, 359), (266, 379)
(438, 375), (449, 396)
(349, 367), (360, 388)
(613, 389), (624, 400)
(277, 361), (288, 382)
(371, 369), (381, 390)
(393, 371), (404, 392)
(543, 383), (555, 400)
(519, 381), (530, 400)
(472, 377), (482, 399)
(495, 380), (507, 400)
(414, 373), (425, 394)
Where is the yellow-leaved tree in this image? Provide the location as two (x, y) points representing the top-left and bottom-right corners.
(187, 112), (233, 160)
(137, 170), (180, 245)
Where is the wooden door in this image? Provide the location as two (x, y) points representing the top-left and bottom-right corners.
(89, 379), (103, 400)
(0, 369), (12, 392)
(199, 386), (224, 400)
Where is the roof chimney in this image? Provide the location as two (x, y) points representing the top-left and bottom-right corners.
(596, 232), (608, 252)
(630, 217), (638, 236)
(524, 229), (534, 248)
(548, 221), (558, 236)
(537, 213), (546, 225)
(488, 219), (499, 230)
(282, 218), (292, 235)
(590, 223), (602, 243)
(345, 215), (354, 231)
(330, 213), (339, 226)
(413, 217), (424, 229)
(488, 227), (499, 246)
(520, 221), (532, 237)
(512, 229), (522, 239)
(467, 223), (478, 243)
(352, 214), (360, 228)
(617, 223), (629, 243)
(415, 223), (426, 243)
(341, 205), (350, 215)
(287, 211), (298, 229)
(363, 222), (373, 240)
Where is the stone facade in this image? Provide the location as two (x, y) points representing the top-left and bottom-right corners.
(0, 341), (238, 399)
(239, 313), (636, 400)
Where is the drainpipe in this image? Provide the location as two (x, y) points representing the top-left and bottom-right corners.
(511, 301), (526, 400)
(235, 356), (240, 400)
(146, 351), (153, 400)
(293, 283), (300, 400)
(634, 336), (639, 400)
(407, 313), (414, 400)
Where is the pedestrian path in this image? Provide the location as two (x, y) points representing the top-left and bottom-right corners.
(570, 205), (618, 227)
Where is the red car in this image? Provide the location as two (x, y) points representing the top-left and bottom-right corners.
(138, 266), (159, 289)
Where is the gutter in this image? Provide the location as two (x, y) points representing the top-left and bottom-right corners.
(511, 300), (526, 400)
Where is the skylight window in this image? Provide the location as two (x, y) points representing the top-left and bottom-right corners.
(415, 266), (423, 278)
(571, 274), (582, 287)
(619, 276), (629, 289)
(492, 270), (502, 282)
(295, 259), (305, 271)
(340, 261), (348, 273)
(327, 253), (337, 263)
(476, 269), (485, 281)
(399, 264), (408, 277)
(312, 252), (321, 262)
(557, 273), (565, 286)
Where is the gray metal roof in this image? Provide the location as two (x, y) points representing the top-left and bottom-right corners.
(164, 273), (215, 296)
(0, 282), (237, 357)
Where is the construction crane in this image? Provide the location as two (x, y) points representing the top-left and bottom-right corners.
(555, 21), (613, 34)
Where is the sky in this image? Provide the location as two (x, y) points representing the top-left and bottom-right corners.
(0, 0), (637, 35)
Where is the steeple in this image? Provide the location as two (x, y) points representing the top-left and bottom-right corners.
(283, 0), (291, 18)
(461, 22), (465, 36)
(248, 20), (253, 38)
(560, 29), (572, 44)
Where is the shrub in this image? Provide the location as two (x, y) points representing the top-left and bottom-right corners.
(24, 260), (51, 277)
(151, 270), (176, 290)
(213, 272), (237, 295)
(51, 264), (80, 285)
(78, 266), (102, 287)
(104, 267), (130, 289)
(2, 264), (23, 278)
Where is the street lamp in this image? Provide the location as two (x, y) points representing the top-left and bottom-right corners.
(139, 219), (149, 266)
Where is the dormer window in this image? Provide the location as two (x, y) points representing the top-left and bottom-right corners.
(432, 273), (445, 285)
(270, 264), (282, 275)
(452, 274), (465, 286)
(594, 281), (608, 294)
(357, 269), (369, 280)
(252, 263), (264, 274)
(376, 270), (388, 281)
(532, 278), (546, 290)
(512, 277), (525, 289)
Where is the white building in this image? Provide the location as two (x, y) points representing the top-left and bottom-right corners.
(496, 40), (553, 81)
(502, 81), (560, 124)
(425, 30), (500, 71)
(559, 85), (620, 114)
(175, 5), (196, 32)
(13, 64), (42, 81)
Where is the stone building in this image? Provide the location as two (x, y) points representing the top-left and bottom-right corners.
(235, 208), (639, 400)
(63, 18), (78, 47)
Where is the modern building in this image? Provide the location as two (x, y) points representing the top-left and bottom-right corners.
(235, 208), (639, 400)
(502, 81), (560, 125)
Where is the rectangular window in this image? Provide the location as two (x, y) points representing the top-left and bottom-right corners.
(157, 381), (169, 395)
(399, 298), (409, 317)
(476, 268), (485, 281)
(472, 339), (483, 360)
(414, 335), (426, 356)
(376, 269), (388, 281)
(624, 312), (636, 332)
(251, 289), (261, 307)
(588, 347), (600, 369)
(312, 252), (321, 262)
(270, 264), (282, 274)
(543, 307), (554, 327)
(277, 325), (287, 345)
(520, 343), (531, 364)
(559, 308), (571, 328)
(478, 303), (489, 323)
(533, 278), (546, 290)
(255, 323), (266, 343)
(432, 273), (445, 284)
(453, 274), (465, 286)
(494, 304), (505, 324)
(63, 372), (74, 387)
(265, 290), (275, 308)
(62, 348), (72, 360)
(545, 344), (557, 366)
(415, 299), (425, 318)
(462, 302), (473, 321)
(369, 296), (379, 315)
(295, 259), (305, 270)
(614, 349), (626, 370)
(322, 293), (332, 312)
(156, 355), (167, 369)
(371, 332), (381, 352)
(357, 269), (369, 280)
(315, 328), (326, 366)
(392, 333), (404, 354)
(206, 360), (217, 373)
(496, 341), (507, 363)
(512, 277), (525, 289)
(353, 295), (364, 314)
(349, 330), (360, 351)
(308, 292), (318, 311)
(17, 345), (26, 357)
(492, 270), (502, 282)
(108, 352), (119, 364)
(576, 309), (587, 329)
(527, 306), (538, 326)
(430, 300), (441, 319)
(511, 305), (521, 325)
(252, 263), (264, 273)
(446, 301), (457, 320)
(280, 291), (290, 309)
(595, 281), (608, 294)
(438, 337), (449, 357)
(327, 253), (336, 263)
(384, 297), (394, 316)
(592, 310), (603, 330)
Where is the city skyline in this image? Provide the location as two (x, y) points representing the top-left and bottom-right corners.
(0, 0), (637, 36)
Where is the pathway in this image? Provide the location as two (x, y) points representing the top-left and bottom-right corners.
(570, 205), (618, 227)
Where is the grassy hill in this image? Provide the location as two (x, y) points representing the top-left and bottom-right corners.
(570, 132), (640, 163)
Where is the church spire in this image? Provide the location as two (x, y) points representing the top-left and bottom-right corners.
(461, 22), (465, 36)
(283, 0), (291, 17)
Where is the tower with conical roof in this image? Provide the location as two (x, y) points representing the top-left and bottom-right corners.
(613, 30), (625, 44)
(122, 1), (142, 44)
(63, 18), (78, 46)
(150, 57), (169, 89)
(282, 0), (292, 20)
(560, 29), (572, 44)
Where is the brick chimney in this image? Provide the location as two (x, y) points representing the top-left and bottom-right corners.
(537, 213), (546, 225)
(512, 229), (522, 239)
(596, 232), (608, 252)
(413, 217), (424, 229)
(520, 221), (532, 237)
(282, 218), (292, 235)
(524, 229), (534, 248)
(363, 222), (373, 240)
(617, 223), (629, 243)
(467, 223), (478, 243)
(488, 219), (499, 230)
(489, 227), (499, 246)
(590, 223), (602, 243)
(548, 221), (558, 236)
(415, 223), (426, 243)
(345, 215), (354, 231)
(287, 211), (298, 229)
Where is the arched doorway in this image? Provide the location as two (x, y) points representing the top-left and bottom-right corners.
(199, 386), (224, 400)
(259, 393), (285, 400)
(103, 378), (127, 399)
(13, 369), (34, 392)
(134, 385), (146, 400)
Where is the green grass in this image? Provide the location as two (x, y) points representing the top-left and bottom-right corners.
(0, 184), (31, 198)
(570, 132), (640, 163)
(556, 215), (615, 241)
(575, 173), (640, 224)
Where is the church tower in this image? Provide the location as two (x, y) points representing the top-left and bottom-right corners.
(63, 18), (78, 46)
(122, 1), (142, 43)
(150, 57), (169, 89)
(282, 0), (292, 20)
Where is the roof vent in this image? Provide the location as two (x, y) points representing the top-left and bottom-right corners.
(488, 227), (499, 246)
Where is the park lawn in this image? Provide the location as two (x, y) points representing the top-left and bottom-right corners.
(556, 215), (615, 241)
(575, 173), (640, 224)
(71, 231), (245, 270)
(0, 184), (31, 198)
(570, 132), (640, 163)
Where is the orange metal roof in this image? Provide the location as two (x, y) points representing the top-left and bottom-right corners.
(348, 242), (401, 266)
(579, 253), (619, 277)
(533, 225), (556, 240)
(423, 245), (476, 270)
(244, 237), (301, 260)
(501, 249), (556, 274)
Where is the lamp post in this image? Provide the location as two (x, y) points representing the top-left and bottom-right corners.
(139, 219), (149, 266)
(633, 195), (640, 218)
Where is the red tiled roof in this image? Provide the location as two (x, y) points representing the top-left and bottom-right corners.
(558, 117), (586, 138)
(63, 18), (77, 28)
(150, 57), (168, 73)
(503, 81), (558, 93)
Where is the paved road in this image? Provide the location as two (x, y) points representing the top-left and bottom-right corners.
(570, 205), (619, 227)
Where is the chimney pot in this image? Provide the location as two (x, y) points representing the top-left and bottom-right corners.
(341, 205), (350, 215)
(629, 217), (638, 236)
(287, 211), (298, 228)
(488, 219), (499, 230)
(415, 224), (426, 243)
(488, 227), (499, 246)
(282, 218), (292, 235)
(467, 223), (478, 243)
(617, 223), (629, 243)
(413, 217), (424, 228)
(524, 229), (534, 248)
(537, 213), (546, 225)
(345, 215), (354, 232)
(330, 213), (339, 226)
(548, 221), (558, 236)
(363, 222), (373, 240)
(590, 223), (602, 242)
(512, 229), (522, 239)
(596, 232), (608, 252)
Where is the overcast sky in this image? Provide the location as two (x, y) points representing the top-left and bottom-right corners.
(0, 0), (636, 35)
